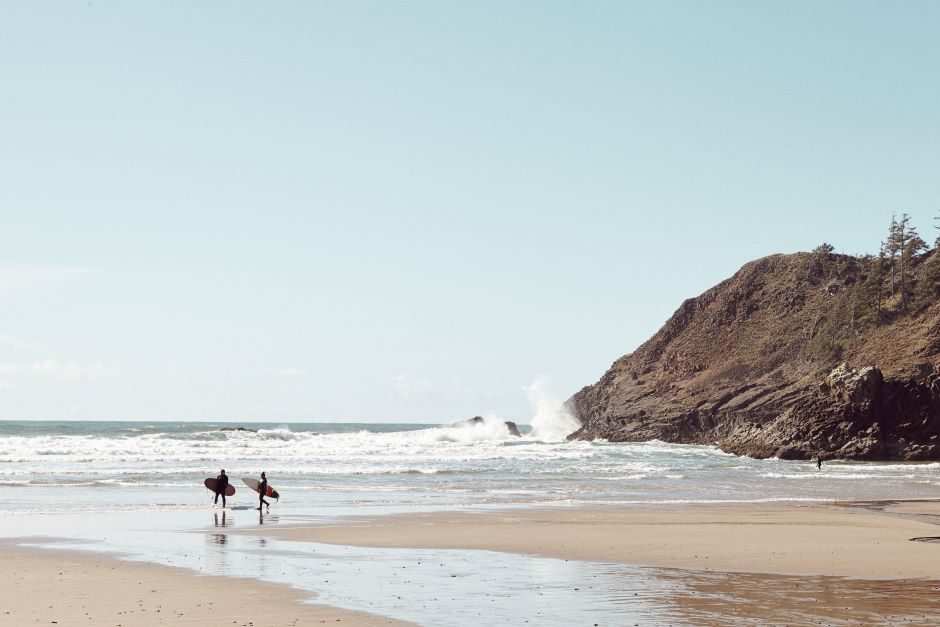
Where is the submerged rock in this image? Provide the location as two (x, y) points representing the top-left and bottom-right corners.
(456, 416), (521, 437)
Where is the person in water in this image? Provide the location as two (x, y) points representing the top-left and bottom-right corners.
(214, 469), (229, 507)
(257, 471), (271, 512)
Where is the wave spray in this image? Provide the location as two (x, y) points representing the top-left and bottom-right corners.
(526, 375), (581, 441)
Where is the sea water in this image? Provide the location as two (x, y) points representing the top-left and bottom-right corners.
(0, 419), (939, 515)
(2, 419), (940, 625)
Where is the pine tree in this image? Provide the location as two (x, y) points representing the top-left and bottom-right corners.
(885, 215), (900, 296)
(856, 251), (885, 324)
(811, 242), (835, 279)
(876, 245), (886, 315)
(916, 250), (940, 311)
(934, 209), (940, 248)
(919, 210), (940, 310)
(891, 213), (926, 311)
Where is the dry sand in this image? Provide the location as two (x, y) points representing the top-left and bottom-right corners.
(0, 544), (410, 627)
(259, 501), (940, 579)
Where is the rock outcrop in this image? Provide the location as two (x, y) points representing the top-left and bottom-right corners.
(456, 416), (521, 437)
(568, 251), (940, 460)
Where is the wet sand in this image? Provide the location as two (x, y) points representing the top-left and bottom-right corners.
(0, 544), (410, 626)
(652, 568), (940, 625)
(4, 502), (939, 625)
(259, 501), (940, 579)
(248, 501), (940, 623)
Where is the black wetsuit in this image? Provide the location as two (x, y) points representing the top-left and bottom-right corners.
(259, 478), (270, 510)
(214, 473), (229, 506)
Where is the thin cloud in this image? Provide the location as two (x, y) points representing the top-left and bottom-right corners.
(0, 263), (91, 294)
(442, 377), (482, 402)
(0, 359), (119, 380)
(0, 334), (41, 350)
(389, 374), (432, 399)
(277, 367), (305, 376)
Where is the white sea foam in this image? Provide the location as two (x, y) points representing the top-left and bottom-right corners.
(525, 375), (581, 441)
(256, 427), (301, 441)
(415, 416), (517, 444)
(1, 421), (939, 513)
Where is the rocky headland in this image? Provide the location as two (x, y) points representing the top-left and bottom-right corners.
(568, 249), (940, 460)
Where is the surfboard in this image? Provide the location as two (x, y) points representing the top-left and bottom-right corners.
(204, 477), (236, 496)
(241, 477), (279, 500)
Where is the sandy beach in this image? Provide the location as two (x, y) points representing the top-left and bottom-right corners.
(3, 501), (940, 625)
(255, 501), (940, 623)
(260, 501), (940, 579)
(0, 544), (410, 627)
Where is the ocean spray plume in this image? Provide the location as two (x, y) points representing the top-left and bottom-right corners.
(526, 375), (580, 441)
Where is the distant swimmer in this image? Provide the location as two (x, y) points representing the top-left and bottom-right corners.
(816, 458), (823, 470)
(214, 469), (230, 507)
(257, 471), (271, 512)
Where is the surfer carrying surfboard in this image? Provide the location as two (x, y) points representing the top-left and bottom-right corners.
(257, 472), (271, 512)
(213, 469), (230, 507)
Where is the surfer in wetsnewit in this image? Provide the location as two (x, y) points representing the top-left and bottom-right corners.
(214, 469), (230, 508)
(257, 471), (271, 512)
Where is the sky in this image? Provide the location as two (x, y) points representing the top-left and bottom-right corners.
(1, 1), (938, 422)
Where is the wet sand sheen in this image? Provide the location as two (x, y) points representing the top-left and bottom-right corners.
(247, 501), (940, 623)
(652, 569), (940, 625)
(258, 502), (940, 579)
(0, 544), (410, 627)
(4, 501), (939, 625)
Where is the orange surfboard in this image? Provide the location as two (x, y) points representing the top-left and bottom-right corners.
(242, 477), (279, 499)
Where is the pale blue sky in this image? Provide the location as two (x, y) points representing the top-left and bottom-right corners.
(1, 1), (938, 422)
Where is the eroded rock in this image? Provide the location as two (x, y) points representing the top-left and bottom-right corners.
(567, 251), (940, 461)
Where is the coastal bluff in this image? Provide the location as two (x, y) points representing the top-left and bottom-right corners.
(568, 251), (940, 461)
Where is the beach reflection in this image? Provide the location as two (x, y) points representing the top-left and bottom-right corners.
(650, 568), (940, 626)
(5, 509), (939, 626)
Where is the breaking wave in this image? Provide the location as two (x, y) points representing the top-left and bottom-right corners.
(1, 419), (938, 513)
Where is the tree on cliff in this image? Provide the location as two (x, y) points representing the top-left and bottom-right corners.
(856, 251), (885, 323)
(809, 242), (835, 279)
(886, 214), (926, 312)
(934, 208), (940, 248)
(916, 250), (940, 310)
(886, 215), (899, 296)
(918, 210), (940, 309)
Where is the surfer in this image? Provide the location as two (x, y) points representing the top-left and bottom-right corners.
(214, 469), (230, 507)
(257, 471), (271, 512)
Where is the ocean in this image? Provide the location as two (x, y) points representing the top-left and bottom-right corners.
(2, 418), (939, 515)
(3, 418), (940, 625)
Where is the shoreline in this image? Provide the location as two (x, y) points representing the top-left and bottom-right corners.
(250, 499), (940, 580)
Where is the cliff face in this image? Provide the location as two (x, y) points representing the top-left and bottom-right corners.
(568, 252), (940, 461)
